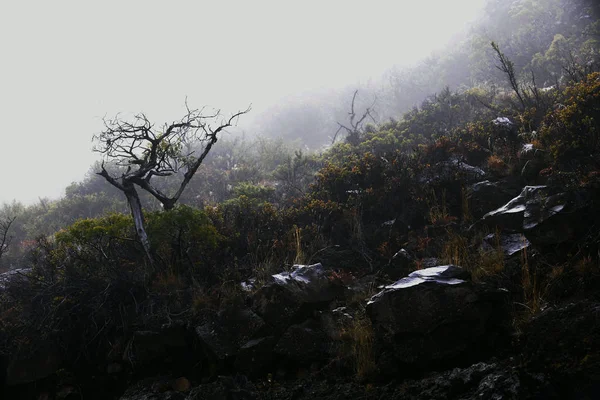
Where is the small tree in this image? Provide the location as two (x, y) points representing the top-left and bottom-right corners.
(333, 90), (377, 146)
(491, 41), (527, 110)
(0, 216), (15, 262)
(93, 103), (250, 262)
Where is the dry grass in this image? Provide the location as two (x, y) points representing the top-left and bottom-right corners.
(293, 225), (304, 265)
(441, 231), (469, 267)
(487, 154), (507, 174)
(427, 189), (451, 225)
(340, 314), (376, 379)
(440, 229), (505, 281)
(152, 269), (186, 293)
(520, 243), (542, 314)
(461, 185), (472, 223)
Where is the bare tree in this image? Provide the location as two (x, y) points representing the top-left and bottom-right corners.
(93, 103), (250, 262)
(332, 90), (377, 146)
(0, 216), (15, 261)
(491, 42), (527, 110)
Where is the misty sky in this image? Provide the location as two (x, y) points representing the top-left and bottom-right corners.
(0, 0), (485, 204)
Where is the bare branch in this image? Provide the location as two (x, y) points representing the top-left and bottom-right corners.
(0, 216), (16, 261)
(93, 102), (251, 262)
(334, 90), (377, 145)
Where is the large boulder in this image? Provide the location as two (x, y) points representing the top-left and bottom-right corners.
(195, 307), (265, 361)
(366, 265), (509, 373)
(519, 301), (600, 398)
(0, 268), (31, 291)
(274, 319), (330, 363)
(234, 336), (277, 378)
(5, 342), (62, 386)
(478, 186), (592, 245)
(251, 263), (342, 333)
(467, 179), (522, 220)
(123, 325), (189, 371)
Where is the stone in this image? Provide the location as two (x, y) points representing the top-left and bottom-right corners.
(252, 263), (342, 333)
(366, 265), (509, 372)
(195, 307), (265, 361)
(479, 186), (593, 245)
(234, 336), (277, 377)
(5, 342), (62, 386)
(274, 319), (330, 363)
(482, 233), (530, 256)
(172, 377), (191, 393)
(123, 325), (188, 369)
(467, 179), (522, 220)
(384, 249), (414, 280)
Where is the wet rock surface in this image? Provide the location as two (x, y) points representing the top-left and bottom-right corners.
(482, 232), (530, 256)
(195, 307), (266, 361)
(251, 263), (342, 333)
(366, 265), (509, 372)
(479, 185), (593, 245)
(467, 179), (523, 219)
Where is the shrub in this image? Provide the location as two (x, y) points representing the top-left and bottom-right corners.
(540, 72), (600, 172)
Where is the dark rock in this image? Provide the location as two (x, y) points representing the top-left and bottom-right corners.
(186, 376), (256, 400)
(5, 342), (62, 386)
(467, 179), (522, 219)
(479, 185), (549, 232)
(366, 265), (509, 373)
(518, 143), (546, 183)
(234, 336), (277, 377)
(520, 301), (600, 398)
(118, 376), (186, 400)
(419, 159), (486, 185)
(0, 268), (31, 291)
(482, 233), (530, 256)
(420, 257), (440, 269)
(479, 186), (592, 245)
(195, 307), (265, 361)
(252, 263), (342, 333)
(274, 319), (330, 363)
(385, 249), (414, 280)
(396, 361), (555, 400)
(123, 325), (188, 370)
(319, 307), (354, 341)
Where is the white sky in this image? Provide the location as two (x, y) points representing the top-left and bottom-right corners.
(0, 0), (485, 204)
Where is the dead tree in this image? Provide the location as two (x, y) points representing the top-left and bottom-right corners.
(332, 90), (377, 146)
(0, 216), (15, 261)
(491, 42), (526, 110)
(93, 103), (250, 262)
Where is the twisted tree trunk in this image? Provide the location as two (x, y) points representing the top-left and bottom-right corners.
(122, 180), (152, 264)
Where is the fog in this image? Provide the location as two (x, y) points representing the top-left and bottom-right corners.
(0, 0), (485, 204)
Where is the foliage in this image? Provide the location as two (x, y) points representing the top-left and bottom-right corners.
(541, 72), (600, 172)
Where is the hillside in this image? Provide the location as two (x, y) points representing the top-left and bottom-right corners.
(1, 0), (600, 399)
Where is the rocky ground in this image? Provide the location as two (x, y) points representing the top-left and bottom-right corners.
(3, 178), (600, 399)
